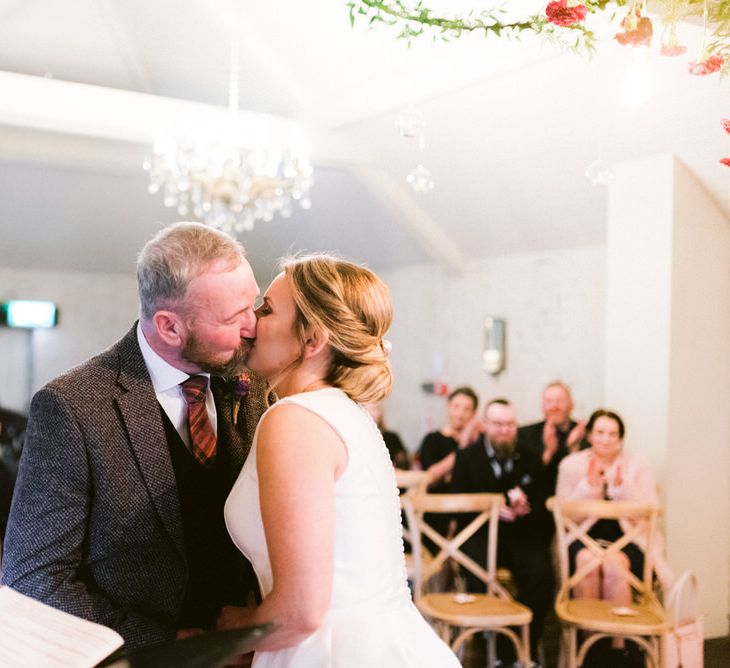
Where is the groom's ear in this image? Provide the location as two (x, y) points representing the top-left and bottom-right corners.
(153, 310), (186, 347)
(302, 326), (329, 359)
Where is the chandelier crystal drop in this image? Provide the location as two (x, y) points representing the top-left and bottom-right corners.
(144, 37), (313, 233)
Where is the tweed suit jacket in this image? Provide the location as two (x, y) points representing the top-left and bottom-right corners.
(2, 324), (269, 649)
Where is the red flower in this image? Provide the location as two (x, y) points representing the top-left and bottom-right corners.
(545, 0), (587, 27)
(660, 43), (686, 57)
(615, 9), (653, 47)
(688, 54), (724, 76)
(720, 158), (730, 167)
(722, 119), (730, 135)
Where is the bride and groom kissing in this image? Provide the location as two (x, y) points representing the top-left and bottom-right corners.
(2, 222), (459, 666)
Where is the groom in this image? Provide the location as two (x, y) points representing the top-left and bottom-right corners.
(2, 222), (269, 650)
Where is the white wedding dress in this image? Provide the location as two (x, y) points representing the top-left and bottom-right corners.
(225, 387), (459, 667)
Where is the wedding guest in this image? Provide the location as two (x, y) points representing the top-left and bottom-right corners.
(519, 381), (587, 494)
(2, 222), (269, 650)
(556, 408), (672, 593)
(219, 255), (459, 666)
(417, 386), (478, 490)
(365, 401), (410, 469)
(416, 386), (478, 554)
(0, 406), (26, 539)
(452, 398), (554, 662)
(556, 409), (673, 663)
(0, 456), (13, 542)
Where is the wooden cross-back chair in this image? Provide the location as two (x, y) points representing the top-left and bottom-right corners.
(549, 497), (669, 668)
(394, 469), (431, 582)
(401, 492), (532, 665)
(395, 469), (430, 495)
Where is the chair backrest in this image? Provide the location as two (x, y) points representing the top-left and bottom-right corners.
(549, 496), (660, 601)
(395, 469), (430, 494)
(401, 492), (509, 600)
(395, 470), (430, 554)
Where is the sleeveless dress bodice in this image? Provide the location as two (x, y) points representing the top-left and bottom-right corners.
(224, 388), (458, 667)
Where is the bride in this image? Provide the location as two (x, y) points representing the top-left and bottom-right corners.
(218, 254), (459, 666)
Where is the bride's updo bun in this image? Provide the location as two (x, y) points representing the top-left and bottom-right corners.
(281, 254), (393, 404)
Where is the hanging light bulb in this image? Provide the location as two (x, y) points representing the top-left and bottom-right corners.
(396, 104), (426, 139)
(584, 159), (614, 186)
(406, 164), (435, 193)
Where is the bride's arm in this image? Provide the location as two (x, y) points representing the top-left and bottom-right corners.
(218, 403), (347, 651)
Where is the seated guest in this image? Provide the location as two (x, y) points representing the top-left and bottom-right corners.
(417, 386), (478, 556)
(518, 381), (587, 502)
(417, 386), (478, 490)
(452, 398), (554, 662)
(365, 402), (409, 470)
(0, 406), (27, 540)
(556, 409), (673, 660)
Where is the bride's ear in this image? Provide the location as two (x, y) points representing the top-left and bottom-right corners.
(302, 326), (329, 359)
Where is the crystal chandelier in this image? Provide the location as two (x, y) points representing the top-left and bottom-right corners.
(143, 36), (313, 232)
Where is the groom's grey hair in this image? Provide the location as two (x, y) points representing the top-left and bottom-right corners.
(136, 221), (246, 321)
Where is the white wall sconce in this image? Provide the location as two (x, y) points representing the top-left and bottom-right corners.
(482, 316), (506, 375)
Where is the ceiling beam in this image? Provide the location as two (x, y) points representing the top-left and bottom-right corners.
(0, 70), (370, 169)
(354, 166), (465, 273)
(0, 70), (302, 145)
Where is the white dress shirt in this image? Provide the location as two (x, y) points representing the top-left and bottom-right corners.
(136, 322), (218, 449)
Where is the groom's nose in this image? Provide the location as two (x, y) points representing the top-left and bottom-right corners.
(240, 310), (257, 339)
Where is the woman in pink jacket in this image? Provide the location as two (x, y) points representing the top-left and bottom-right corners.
(556, 409), (673, 603)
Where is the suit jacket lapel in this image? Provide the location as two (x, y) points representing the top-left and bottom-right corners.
(114, 326), (185, 558)
(211, 372), (272, 481)
(474, 439), (501, 490)
(210, 376), (246, 480)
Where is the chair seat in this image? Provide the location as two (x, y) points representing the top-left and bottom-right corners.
(419, 592), (532, 627)
(557, 597), (668, 635)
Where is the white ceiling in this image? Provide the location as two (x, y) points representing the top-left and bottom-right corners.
(0, 0), (727, 281)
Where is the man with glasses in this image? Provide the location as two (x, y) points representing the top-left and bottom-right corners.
(451, 398), (554, 667)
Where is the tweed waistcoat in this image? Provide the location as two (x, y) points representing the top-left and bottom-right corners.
(161, 408), (247, 628)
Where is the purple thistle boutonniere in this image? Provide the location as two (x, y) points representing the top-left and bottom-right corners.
(232, 372), (251, 425)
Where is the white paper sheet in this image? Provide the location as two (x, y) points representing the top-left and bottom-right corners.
(0, 586), (124, 668)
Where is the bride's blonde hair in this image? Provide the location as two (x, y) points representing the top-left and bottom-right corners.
(281, 254), (393, 404)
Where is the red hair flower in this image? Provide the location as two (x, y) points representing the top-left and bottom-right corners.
(614, 8), (653, 47)
(720, 158), (730, 167)
(722, 119), (730, 134)
(545, 1), (587, 27)
(688, 54), (724, 76)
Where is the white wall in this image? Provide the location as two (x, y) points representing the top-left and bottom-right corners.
(380, 245), (606, 451)
(0, 267), (138, 412)
(669, 158), (730, 638)
(605, 153), (730, 637)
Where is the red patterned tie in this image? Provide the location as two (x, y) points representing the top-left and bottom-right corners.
(180, 375), (217, 466)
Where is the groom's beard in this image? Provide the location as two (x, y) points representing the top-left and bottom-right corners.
(181, 332), (251, 377)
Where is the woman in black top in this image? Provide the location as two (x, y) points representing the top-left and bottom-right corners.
(417, 386), (478, 492)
